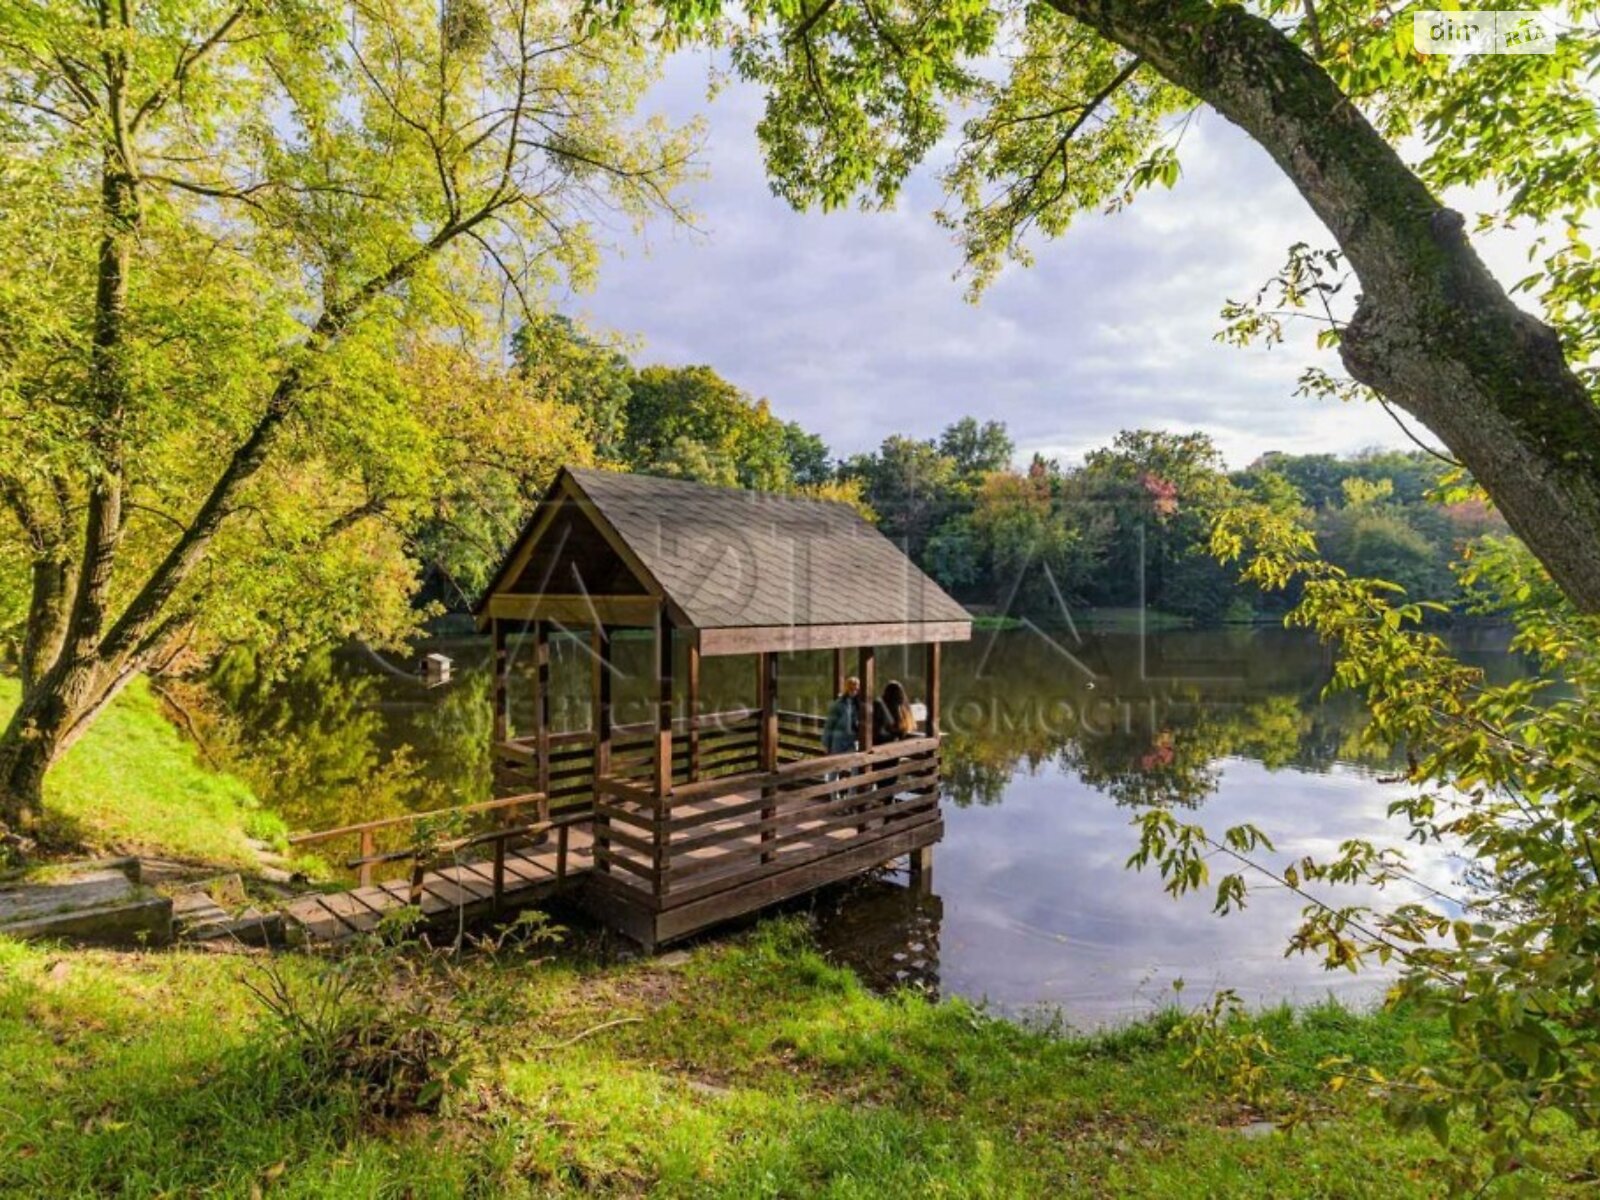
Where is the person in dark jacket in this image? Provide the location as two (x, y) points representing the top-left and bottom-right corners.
(821, 676), (861, 755)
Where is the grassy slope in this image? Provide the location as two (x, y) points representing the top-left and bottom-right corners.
(0, 676), (282, 868)
(2, 923), (1593, 1198)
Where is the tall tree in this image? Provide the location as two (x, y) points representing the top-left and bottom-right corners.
(622, 364), (793, 489)
(511, 313), (636, 460)
(841, 434), (958, 559)
(0, 0), (693, 830)
(602, 0), (1600, 612)
(939, 417), (1014, 487)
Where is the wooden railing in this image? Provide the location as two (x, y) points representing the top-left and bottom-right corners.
(592, 736), (941, 905)
(288, 791), (561, 886)
(286, 705), (926, 918)
(495, 705), (781, 799)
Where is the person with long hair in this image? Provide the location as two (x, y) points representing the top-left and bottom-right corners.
(873, 679), (917, 745)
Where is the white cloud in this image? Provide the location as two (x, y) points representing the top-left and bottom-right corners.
(569, 52), (1531, 471)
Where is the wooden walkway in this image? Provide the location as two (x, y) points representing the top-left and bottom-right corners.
(283, 824), (594, 944)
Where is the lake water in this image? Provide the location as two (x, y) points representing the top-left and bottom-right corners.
(222, 625), (1521, 1027)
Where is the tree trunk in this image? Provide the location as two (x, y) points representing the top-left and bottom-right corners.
(0, 729), (52, 835)
(1047, 0), (1600, 610)
(0, 672), (85, 833)
(20, 551), (73, 696)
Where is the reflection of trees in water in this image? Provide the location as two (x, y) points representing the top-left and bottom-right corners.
(204, 644), (492, 831)
(938, 630), (1411, 810)
(200, 629), (1500, 828)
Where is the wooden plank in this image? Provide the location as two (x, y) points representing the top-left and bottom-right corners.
(659, 806), (942, 905)
(576, 876), (663, 949)
(698, 621), (971, 656)
(593, 820), (656, 858)
(437, 863), (497, 901)
(859, 645), (876, 753)
(667, 787), (939, 875)
(419, 875), (481, 911)
(311, 892), (383, 935)
(485, 594), (662, 626)
(659, 738), (937, 808)
(593, 845), (661, 884)
(669, 764), (939, 850)
(498, 852), (550, 887)
(651, 821), (944, 943)
(492, 618), (510, 744)
(290, 791), (547, 846)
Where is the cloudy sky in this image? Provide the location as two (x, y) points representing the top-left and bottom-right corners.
(568, 52), (1514, 473)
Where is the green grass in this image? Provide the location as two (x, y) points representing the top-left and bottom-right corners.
(2, 921), (1594, 1198)
(0, 676), (284, 868)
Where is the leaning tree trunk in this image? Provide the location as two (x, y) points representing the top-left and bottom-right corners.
(0, 673), (83, 832)
(0, 726), (53, 834)
(1047, 0), (1600, 610)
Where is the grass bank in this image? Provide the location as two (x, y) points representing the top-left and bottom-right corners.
(0, 676), (285, 868)
(2, 921), (1594, 1197)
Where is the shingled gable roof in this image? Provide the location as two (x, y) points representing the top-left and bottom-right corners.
(479, 467), (971, 651)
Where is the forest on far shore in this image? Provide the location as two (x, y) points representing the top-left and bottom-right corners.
(417, 316), (1508, 628)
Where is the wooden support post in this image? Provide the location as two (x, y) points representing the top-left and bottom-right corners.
(654, 609), (674, 796)
(491, 618), (510, 745)
(759, 651), (779, 863)
(492, 838), (506, 910)
(593, 623), (612, 874)
(909, 845), (934, 894)
(533, 621), (551, 808)
(924, 641), (941, 737)
(832, 647), (845, 698)
(858, 645), (876, 752)
(687, 638), (702, 783)
(358, 829), (375, 888)
(758, 651), (779, 771)
(652, 610), (676, 898)
(855, 646), (877, 834)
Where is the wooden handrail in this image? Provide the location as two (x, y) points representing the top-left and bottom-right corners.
(345, 808), (590, 870)
(598, 736), (938, 808)
(288, 791), (546, 846)
(498, 707), (759, 754)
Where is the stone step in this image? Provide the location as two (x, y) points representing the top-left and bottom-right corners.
(0, 863), (171, 948)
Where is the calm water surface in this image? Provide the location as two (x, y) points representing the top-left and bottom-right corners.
(224, 625), (1523, 1026)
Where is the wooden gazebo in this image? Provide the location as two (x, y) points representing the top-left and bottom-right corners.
(475, 467), (971, 949)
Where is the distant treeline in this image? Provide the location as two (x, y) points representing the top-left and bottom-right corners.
(424, 317), (1506, 625)
(836, 427), (1506, 624)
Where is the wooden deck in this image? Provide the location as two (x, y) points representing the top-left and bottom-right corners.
(283, 825), (594, 944)
(281, 714), (942, 950)
(588, 738), (942, 948)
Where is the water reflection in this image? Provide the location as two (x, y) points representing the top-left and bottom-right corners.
(810, 873), (943, 998)
(209, 624), (1523, 1026)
